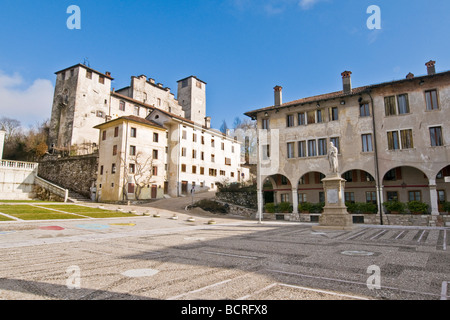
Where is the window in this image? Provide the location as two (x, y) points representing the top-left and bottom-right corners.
(287, 142), (295, 159)
(130, 127), (137, 138)
(317, 110), (323, 123)
(133, 106), (140, 116)
(318, 138), (327, 156)
(298, 113), (306, 126)
(330, 107), (339, 121)
(181, 79), (188, 88)
(384, 169), (397, 181)
(232, 146), (235, 153)
(387, 131), (400, 150)
(157, 98), (161, 106)
(386, 191), (399, 202)
(330, 137), (340, 154)
(400, 129), (414, 149)
(438, 190), (446, 203)
(153, 133), (159, 142)
(192, 149), (197, 159)
(100, 165), (104, 175)
(397, 94), (410, 114)
(86, 70), (92, 79)
(129, 145), (136, 156)
(192, 166), (197, 174)
(225, 157), (232, 166)
(281, 194), (290, 203)
(425, 90), (439, 110)
(220, 170), (225, 176)
(262, 145), (270, 160)
(181, 148), (186, 157)
(345, 192), (355, 204)
(384, 96), (397, 116)
(193, 133), (197, 142)
(96, 111), (104, 118)
(200, 167), (205, 175)
(196, 81), (202, 89)
(287, 115), (295, 127)
(152, 166), (158, 176)
(119, 100), (126, 111)
(102, 131), (106, 141)
(366, 192), (377, 205)
(211, 139), (215, 147)
(298, 141), (307, 158)
(201, 152), (204, 161)
(262, 119), (269, 130)
(221, 142), (225, 150)
(182, 130), (187, 140)
(343, 171), (353, 182)
(362, 134), (373, 152)
(153, 149), (159, 159)
(408, 191), (421, 202)
(230, 172), (235, 178)
(430, 127), (443, 147)
(112, 145), (117, 156)
(307, 111), (316, 124)
(308, 140), (317, 157)
(128, 183), (135, 194)
(201, 136), (205, 145)
(360, 104), (370, 117)
(298, 193), (307, 203)
(211, 154), (215, 163)
(111, 163), (116, 174)
(209, 168), (217, 176)
(129, 164), (135, 174)
(114, 127), (119, 137)
(181, 164), (186, 172)
(99, 76), (105, 84)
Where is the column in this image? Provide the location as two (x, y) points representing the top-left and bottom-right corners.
(292, 187), (298, 214)
(429, 180), (439, 215)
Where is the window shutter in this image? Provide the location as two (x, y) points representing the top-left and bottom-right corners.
(304, 173), (310, 185)
(396, 167), (402, 180)
(360, 170), (367, 182)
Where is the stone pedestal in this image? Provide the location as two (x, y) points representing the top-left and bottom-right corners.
(312, 173), (354, 231)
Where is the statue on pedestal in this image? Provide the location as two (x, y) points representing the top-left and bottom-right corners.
(328, 142), (339, 174)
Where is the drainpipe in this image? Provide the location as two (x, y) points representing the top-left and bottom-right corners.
(366, 89), (384, 225)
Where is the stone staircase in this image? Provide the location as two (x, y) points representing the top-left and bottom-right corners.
(67, 190), (92, 203)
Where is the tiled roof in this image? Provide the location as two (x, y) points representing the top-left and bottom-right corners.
(94, 115), (166, 130)
(244, 70), (450, 118)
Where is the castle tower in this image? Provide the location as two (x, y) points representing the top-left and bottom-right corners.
(177, 76), (207, 126)
(48, 64), (113, 150)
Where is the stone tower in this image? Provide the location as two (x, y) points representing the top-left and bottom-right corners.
(176, 76), (207, 126)
(48, 64), (113, 150)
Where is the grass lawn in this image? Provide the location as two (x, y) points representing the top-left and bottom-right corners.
(0, 215), (15, 221)
(0, 204), (136, 220)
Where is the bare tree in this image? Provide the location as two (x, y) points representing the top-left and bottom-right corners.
(120, 151), (155, 201)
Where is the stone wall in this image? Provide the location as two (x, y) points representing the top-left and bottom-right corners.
(38, 154), (98, 198)
(216, 191), (257, 209)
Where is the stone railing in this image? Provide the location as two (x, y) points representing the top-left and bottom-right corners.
(0, 160), (38, 171)
(34, 175), (69, 202)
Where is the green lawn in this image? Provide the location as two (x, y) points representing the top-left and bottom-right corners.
(0, 204), (136, 220)
(0, 215), (15, 221)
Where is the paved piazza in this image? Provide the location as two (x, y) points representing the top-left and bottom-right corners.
(0, 203), (449, 301)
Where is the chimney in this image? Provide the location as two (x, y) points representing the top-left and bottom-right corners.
(274, 86), (282, 106)
(105, 71), (111, 77)
(205, 116), (211, 129)
(426, 60), (436, 75)
(406, 72), (415, 79)
(341, 71), (352, 94)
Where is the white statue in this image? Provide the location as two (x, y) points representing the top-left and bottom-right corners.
(328, 142), (339, 174)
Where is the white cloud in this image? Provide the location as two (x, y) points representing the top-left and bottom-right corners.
(0, 71), (54, 128)
(298, 0), (325, 10)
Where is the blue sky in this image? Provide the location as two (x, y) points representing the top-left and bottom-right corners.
(1, 0), (449, 129)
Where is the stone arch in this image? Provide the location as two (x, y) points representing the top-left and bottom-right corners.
(262, 174), (292, 206)
(341, 169), (377, 205)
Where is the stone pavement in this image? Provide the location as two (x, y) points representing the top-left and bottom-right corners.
(0, 198), (449, 301)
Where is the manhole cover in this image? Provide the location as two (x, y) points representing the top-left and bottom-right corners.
(341, 250), (374, 256)
(121, 269), (159, 278)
